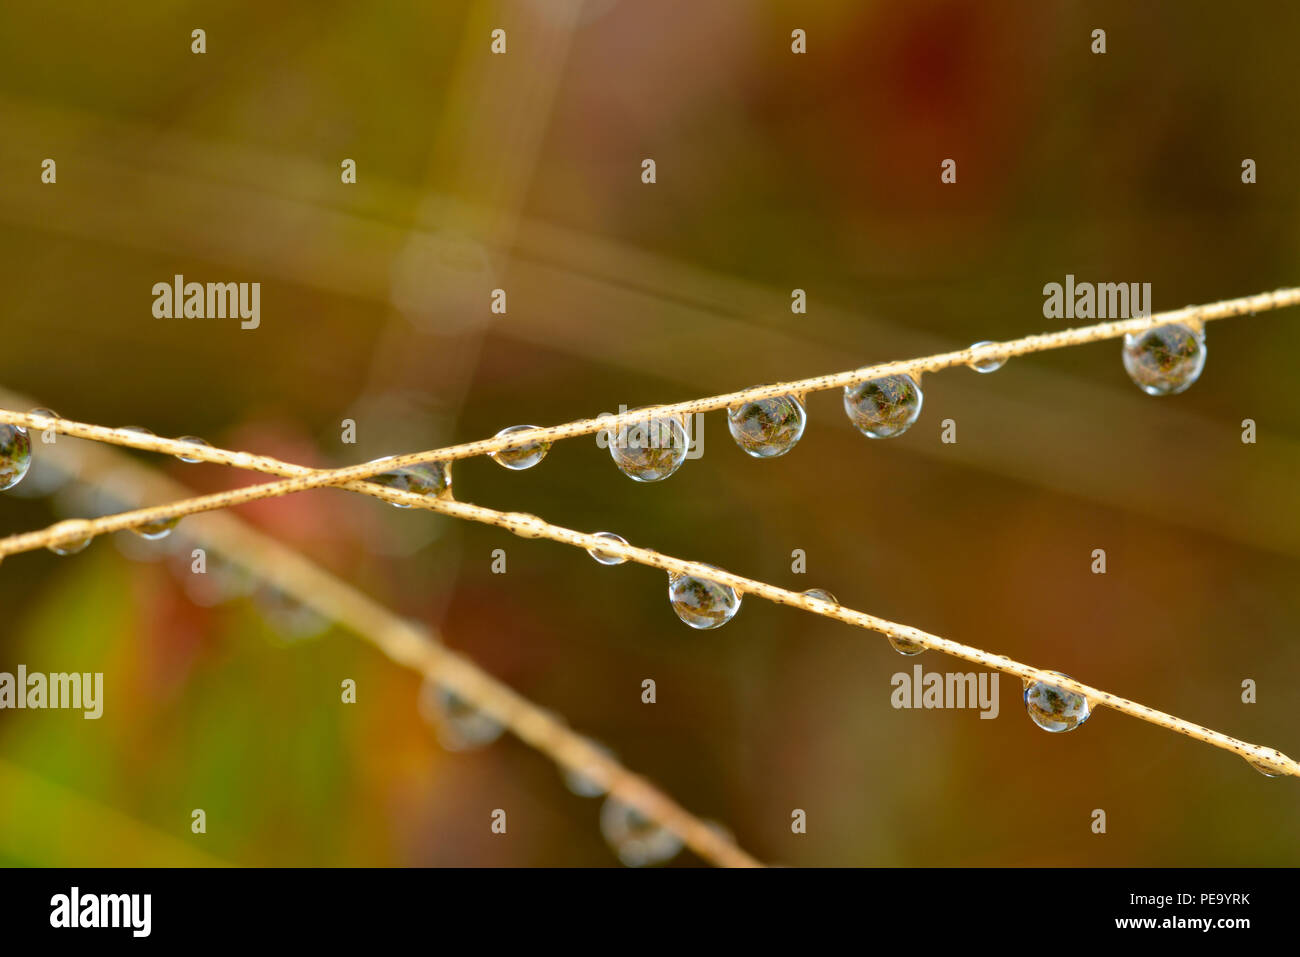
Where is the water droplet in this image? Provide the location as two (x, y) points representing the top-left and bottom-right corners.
(967, 341), (1005, 373)
(609, 416), (688, 482)
(490, 425), (550, 470)
(727, 393), (806, 458)
(564, 742), (615, 798)
(801, 587), (838, 604)
(599, 797), (683, 867)
(29, 407), (59, 423)
(370, 459), (451, 506)
(888, 635), (926, 656)
(0, 424), (32, 491)
(132, 516), (180, 541)
(418, 677), (504, 751)
(122, 425), (155, 436)
(587, 531), (629, 565)
(1122, 323), (1206, 396)
(843, 374), (923, 438)
(668, 569), (741, 629)
(46, 520), (93, 556)
(1247, 757), (1281, 778)
(174, 436), (211, 463)
(1023, 672), (1092, 732)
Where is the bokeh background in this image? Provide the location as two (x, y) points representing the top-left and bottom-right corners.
(1, 0), (1298, 866)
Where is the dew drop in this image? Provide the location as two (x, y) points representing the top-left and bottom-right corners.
(417, 677), (504, 751)
(843, 374), (923, 438)
(28, 407), (59, 424)
(0, 424), (33, 491)
(599, 797), (683, 867)
(121, 425), (155, 437)
(888, 635), (926, 656)
(370, 459), (452, 506)
(668, 569), (741, 629)
(132, 516), (180, 541)
(174, 436), (211, 463)
(587, 531), (629, 565)
(1023, 672), (1092, 732)
(1122, 323), (1206, 396)
(1247, 757), (1280, 778)
(801, 587), (838, 604)
(490, 425), (550, 470)
(46, 520), (93, 556)
(967, 341), (1005, 373)
(564, 742), (616, 798)
(727, 393), (806, 458)
(609, 415), (688, 482)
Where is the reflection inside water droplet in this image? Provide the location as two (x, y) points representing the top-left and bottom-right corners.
(587, 531), (629, 565)
(727, 394), (806, 458)
(668, 570), (741, 629)
(1023, 672), (1092, 732)
(370, 459), (452, 506)
(0, 424), (32, 491)
(132, 516), (180, 541)
(967, 340), (1005, 373)
(609, 416), (689, 482)
(490, 425), (550, 470)
(174, 436), (211, 463)
(418, 677), (504, 751)
(1122, 323), (1206, 396)
(599, 797), (683, 867)
(843, 375), (923, 438)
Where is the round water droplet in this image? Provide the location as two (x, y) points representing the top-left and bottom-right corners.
(801, 587), (838, 604)
(174, 436), (211, 463)
(587, 531), (629, 565)
(418, 678), (504, 751)
(726, 394), (806, 458)
(609, 416), (688, 482)
(599, 797), (683, 867)
(121, 425), (155, 436)
(132, 516), (180, 541)
(843, 374), (923, 438)
(668, 569), (741, 629)
(1122, 323), (1206, 396)
(0, 424), (33, 491)
(46, 520), (93, 556)
(563, 742), (615, 798)
(967, 341), (1005, 373)
(1023, 672), (1092, 732)
(1247, 757), (1280, 778)
(888, 635), (926, 656)
(490, 425), (550, 470)
(370, 460), (451, 506)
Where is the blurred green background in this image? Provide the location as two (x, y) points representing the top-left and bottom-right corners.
(1, 0), (1298, 866)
